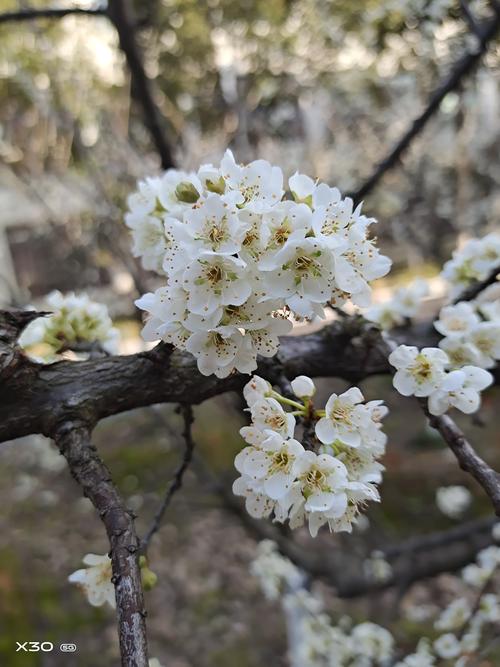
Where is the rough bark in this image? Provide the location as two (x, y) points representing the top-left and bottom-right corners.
(55, 422), (148, 666)
(0, 316), (430, 443)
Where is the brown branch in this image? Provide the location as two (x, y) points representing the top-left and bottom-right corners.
(426, 410), (500, 517)
(0, 6), (106, 24)
(141, 404), (196, 551)
(350, 8), (500, 201)
(453, 264), (500, 304)
(0, 315), (416, 443)
(107, 0), (175, 169)
(55, 421), (149, 667)
(0, 309), (49, 378)
(197, 457), (498, 598)
(0, 2), (175, 170)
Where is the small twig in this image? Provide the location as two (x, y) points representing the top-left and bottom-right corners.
(107, 0), (175, 169)
(350, 8), (500, 201)
(55, 421), (148, 667)
(453, 264), (500, 304)
(0, 6), (106, 24)
(460, 0), (483, 38)
(383, 334), (500, 517)
(141, 405), (196, 551)
(426, 410), (500, 517)
(457, 565), (496, 641)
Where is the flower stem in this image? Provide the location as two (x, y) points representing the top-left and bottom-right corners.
(271, 391), (305, 411)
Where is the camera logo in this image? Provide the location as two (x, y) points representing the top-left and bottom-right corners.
(15, 642), (77, 653)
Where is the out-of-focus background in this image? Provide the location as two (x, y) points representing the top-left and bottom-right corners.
(0, 1), (499, 665)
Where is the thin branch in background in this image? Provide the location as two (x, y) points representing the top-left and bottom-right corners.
(382, 334), (500, 517)
(0, 6), (106, 24)
(460, 0), (483, 38)
(55, 421), (148, 667)
(107, 0), (175, 170)
(350, 8), (500, 202)
(426, 409), (500, 517)
(141, 404), (196, 551)
(453, 264), (500, 304)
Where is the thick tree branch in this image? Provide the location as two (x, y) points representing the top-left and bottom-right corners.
(0, 315), (422, 443)
(0, 6), (106, 24)
(350, 9), (500, 201)
(55, 421), (148, 667)
(141, 404), (196, 551)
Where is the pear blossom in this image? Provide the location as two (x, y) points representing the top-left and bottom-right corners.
(250, 397), (296, 439)
(233, 376), (387, 537)
(315, 387), (369, 447)
(435, 485), (471, 518)
(259, 237), (336, 317)
(468, 321), (500, 368)
(392, 279), (429, 318)
(236, 431), (305, 500)
(389, 345), (448, 397)
(438, 336), (482, 369)
(434, 598), (471, 631)
(68, 553), (115, 608)
(441, 232), (500, 299)
(243, 375), (272, 406)
(183, 253), (251, 316)
(20, 291), (120, 359)
(365, 278), (429, 330)
(433, 633), (461, 659)
(183, 194), (248, 254)
(185, 326), (249, 377)
(220, 149), (284, 212)
(130, 152), (390, 377)
(434, 302), (480, 337)
(428, 365), (493, 416)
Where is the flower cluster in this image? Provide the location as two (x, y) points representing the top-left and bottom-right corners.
(19, 290), (119, 360)
(251, 541), (394, 667)
(434, 298), (500, 370)
(252, 540), (500, 667)
(130, 150), (391, 377)
(441, 232), (500, 300)
(232, 375), (387, 537)
(388, 344), (493, 416)
(365, 278), (428, 330)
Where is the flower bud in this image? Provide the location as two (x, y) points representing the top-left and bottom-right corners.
(291, 375), (316, 398)
(206, 176), (226, 195)
(175, 181), (200, 203)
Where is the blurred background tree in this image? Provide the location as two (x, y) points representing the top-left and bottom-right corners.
(0, 1), (499, 666)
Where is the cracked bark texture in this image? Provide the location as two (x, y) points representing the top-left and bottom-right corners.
(0, 315), (437, 442)
(55, 422), (148, 667)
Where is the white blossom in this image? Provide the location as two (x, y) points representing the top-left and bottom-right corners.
(428, 365), (493, 416)
(433, 633), (461, 659)
(68, 554), (115, 608)
(441, 232), (500, 299)
(435, 485), (471, 519)
(315, 387), (369, 447)
(20, 291), (120, 359)
(389, 345), (448, 397)
(131, 152), (390, 377)
(434, 598), (471, 631)
(434, 302), (480, 337)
